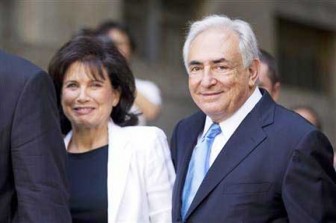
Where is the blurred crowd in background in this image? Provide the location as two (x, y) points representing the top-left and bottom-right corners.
(1, 1), (336, 163)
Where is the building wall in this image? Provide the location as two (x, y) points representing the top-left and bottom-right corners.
(1, 0), (335, 145)
(3, 1), (123, 69)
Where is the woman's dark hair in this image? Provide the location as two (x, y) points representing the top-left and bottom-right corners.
(49, 35), (138, 134)
(96, 20), (136, 52)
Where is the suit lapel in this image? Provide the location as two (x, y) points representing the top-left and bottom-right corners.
(107, 121), (132, 223)
(173, 112), (205, 220)
(185, 91), (275, 219)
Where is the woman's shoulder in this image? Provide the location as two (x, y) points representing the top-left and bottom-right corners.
(108, 121), (167, 147)
(120, 126), (170, 162)
(121, 125), (166, 140)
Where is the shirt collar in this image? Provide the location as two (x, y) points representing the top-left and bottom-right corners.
(202, 87), (262, 138)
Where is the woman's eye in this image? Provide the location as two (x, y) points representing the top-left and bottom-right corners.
(91, 82), (103, 88)
(65, 83), (78, 88)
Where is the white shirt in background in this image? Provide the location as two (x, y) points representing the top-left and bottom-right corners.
(131, 78), (162, 125)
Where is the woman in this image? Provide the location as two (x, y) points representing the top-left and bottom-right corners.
(49, 36), (175, 223)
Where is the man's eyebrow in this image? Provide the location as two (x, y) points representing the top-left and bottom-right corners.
(213, 58), (228, 64)
(188, 60), (202, 66)
(188, 58), (229, 66)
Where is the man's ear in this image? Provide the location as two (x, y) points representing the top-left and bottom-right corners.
(272, 82), (281, 101)
(248, 59), (259, 87)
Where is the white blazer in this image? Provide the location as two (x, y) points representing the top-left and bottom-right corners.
(64, 120), (175, 223)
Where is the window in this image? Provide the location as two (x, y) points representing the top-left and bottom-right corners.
(277, 18), (333, 94)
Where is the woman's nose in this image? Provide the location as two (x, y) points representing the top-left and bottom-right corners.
(76, 88), (90, 102)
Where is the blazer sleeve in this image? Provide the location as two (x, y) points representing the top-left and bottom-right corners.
(145, 128), (175, 223)
(10, 71), (71, 223)
(282, 130), (336, 222)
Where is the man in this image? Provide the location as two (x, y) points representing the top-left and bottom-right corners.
(258, 49), (281, 101)
(171, 15), (336, 222)
(0, 50), (71, 222)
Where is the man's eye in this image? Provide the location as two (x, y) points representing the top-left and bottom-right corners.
(190, 66), (202, 72)
(214, 65), (228, 71)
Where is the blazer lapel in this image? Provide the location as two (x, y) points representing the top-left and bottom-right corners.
(107, 121), (132, 223)
(63, 121), (133, 222)
(185, 92), (275, 219)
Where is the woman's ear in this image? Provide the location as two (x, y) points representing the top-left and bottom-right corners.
(111, 88), (121, 107)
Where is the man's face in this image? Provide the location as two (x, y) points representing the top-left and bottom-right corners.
(187, 28), (258, 123)
(258, 62), (280, 101)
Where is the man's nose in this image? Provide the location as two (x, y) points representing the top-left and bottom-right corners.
(200, 66), (216, 87)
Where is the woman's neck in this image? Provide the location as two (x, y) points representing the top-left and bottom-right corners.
(68, 124), (109, 153)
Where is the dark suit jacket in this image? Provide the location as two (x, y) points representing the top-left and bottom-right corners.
(0, 50), (71, 222)
(171, 90), (336, 222)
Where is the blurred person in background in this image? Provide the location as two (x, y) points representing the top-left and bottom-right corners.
(258, 49), (281, 101)
(171, 14), (336, 222)
(49, 36), (174, 223)
(0, 50), (71, 222)
(96, 21), (162, 125)
(292, 105), (322, 130)
(259, 50), (324, 129)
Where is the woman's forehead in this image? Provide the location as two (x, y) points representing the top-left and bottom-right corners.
(65, 61), (107, 81)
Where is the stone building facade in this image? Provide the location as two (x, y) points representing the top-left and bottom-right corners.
(1, 0), (335, 145)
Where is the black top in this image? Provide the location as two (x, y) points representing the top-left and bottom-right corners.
(68, 145), (108, 223)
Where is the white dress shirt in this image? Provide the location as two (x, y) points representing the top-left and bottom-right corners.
(200, 87), (262, 166)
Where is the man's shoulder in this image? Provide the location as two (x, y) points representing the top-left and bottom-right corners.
(256, 91), (315, 132)
(275, 103), (312, 125)
(269, 103), (318, 140)
(178, 110), (205, 125)
(0, 50), (43, 80)
(172, 110), (205, 137)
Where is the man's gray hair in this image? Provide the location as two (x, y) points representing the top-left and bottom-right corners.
(183, 15), (259, 69)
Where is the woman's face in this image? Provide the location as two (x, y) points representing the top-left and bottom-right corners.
(61, 61), (120, 130)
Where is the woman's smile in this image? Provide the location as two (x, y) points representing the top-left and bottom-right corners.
(73, 107), (95, 115)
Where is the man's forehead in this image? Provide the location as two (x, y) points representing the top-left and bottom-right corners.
(191, 27), (237, 44)
(189, 28), (239, 53)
